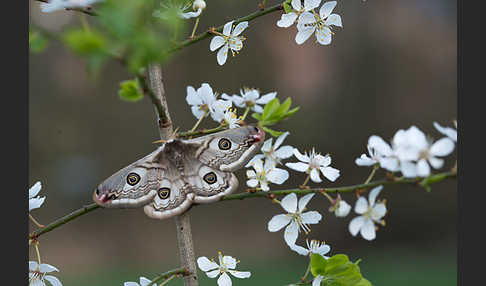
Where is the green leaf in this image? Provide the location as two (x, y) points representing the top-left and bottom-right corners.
(283, 106), (300, 119)
(251, 113), (262, 121)
(63, 29), (107, 56)
(311, 253), (328, 276)
(118, 78), (143, 102)
(262, 127), (285, 138)
(355, 278), (372, 286)
(261, 98), (280, 120)
(325, 254), (350, 275)
(283, 2), (292, 13)
(29, 30), (48, 53)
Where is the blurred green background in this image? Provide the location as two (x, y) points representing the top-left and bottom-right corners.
(29, 0), (457, 285)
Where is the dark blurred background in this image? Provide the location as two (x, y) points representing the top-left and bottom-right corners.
(29, 0), (456, 285)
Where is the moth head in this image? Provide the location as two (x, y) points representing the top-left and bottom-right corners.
(93, 167), (156, 208)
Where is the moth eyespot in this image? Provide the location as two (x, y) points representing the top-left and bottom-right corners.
(158, 187), (171, 199)
(126, 173), (141, 186)
(218, 138), (232, 150)
(203, 172), (217, 185)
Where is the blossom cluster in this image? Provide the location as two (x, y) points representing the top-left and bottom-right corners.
(355, 123), (457, 177)
(185, 82), (277, 128)
(277, 0), (343, 45)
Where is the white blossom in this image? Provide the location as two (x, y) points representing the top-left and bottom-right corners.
(392, 126), (455, 177)
(290, 239), (330, 258)
(268, 193), (322, 246)
(348, 186), (386, 241)
(29, 261), (62, 286)
(40, 0), (101, 13)
(355, 135), (400, 172)
(246, 131), (294, 167)
(197, 252), (251, 286)
(29, 181), (45, 212)
(223, 108), (241, 129)
(210, 21), (248, 65)
(433, 120), (457, 142)
(124, 277), (151, 286)
(333, 197), (351, 217)
(222, 87), (277, 113)
(246, 159), (289, 191)
(313, 275), (325, 286)
(185, 83), (232, 123)
(286, 148), (340, 183)
(295, 1), (342, 45)
(277, 0), (322, 28)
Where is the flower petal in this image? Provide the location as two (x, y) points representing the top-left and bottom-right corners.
(315, 244), (331, 256)
(218, 272), (232, 286)
(191, 106), (206, 119)
(319, 1), (337, 19)
(39, 263), (59, 273)
(290, 244), (310, 256)
(293, 148), (310, 162)
(197, 256), (220, 272)
(281, 193), (298, 213)
(268, 214), (292, 232)
(291, 0), (302, 10)
(295, 27), (314, 45)
(275, 146), (295, 159)
(416, 159), (431, 177)
(325, 14), (342, 27)
(273, 132), (289, 149)
(360, 219), (376, 240)
(312, 275), (324, 286)
(124, 282), (139, 286)
(320, 166), (340, 182)
(304, 0), (322, 11)
(228, 37), (243, 51)
(349, 216), (365, 236)
(430, 138), (455, 157)
(207, 269), (221, 278)
(222, 256), (237, 269)
(256, 92), (278, 104)
(140, 277), (151, 286)
(301, 211), (322, 224)
(217, 43), (229, 65)
(223, 21), (234, 36)
(44, 275), (62, 286)
(297, 194), (314, 213)
(210, 36), (226, 51)
(232, 21), (248, 36)
(429, 157), (444, 169)
(267, 168), (289, 184)
(284, 221), (300, 246)
(229, 270), (251, 279)
(29, 197), (45, 212)
(277, 12), (298, 28)
(433, 122), (457, 142)
(29, 181), (42, 198)
(246, 179), (259, 188)
(380, 157), (400, 172)
(310, 168), (323, 183)
(315, 26), (332, 45)
(261, 138), (273, 152)
(354, 197), (368, 214)
(400, 161), (417, 178)
(371, 203), (387, 221)
(286, 162), (310, 172)
(355, 154), (376, 166)
(29, 261), (39, 271)
(368, 135), (393, 156)
(335, 200), (351, 217)
(368, 185), (383, 206)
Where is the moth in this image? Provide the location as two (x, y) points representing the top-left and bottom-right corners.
(93, 126), (264, 219)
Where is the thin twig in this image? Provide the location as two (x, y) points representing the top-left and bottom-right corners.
(146, 267), (191, 286)
(167, 3), (283, 54)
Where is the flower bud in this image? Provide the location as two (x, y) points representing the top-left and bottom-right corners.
(193, 0), (206, 11)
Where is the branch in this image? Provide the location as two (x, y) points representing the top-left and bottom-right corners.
(167, 3), (283, 54)
(28, 171), (456, 240)
(29, 203), (99, 240)
(146, 267), (191, 286)
(33, 0), (98, 16)
(177, 124), (227, 138)
(220, 171), (457, 201)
